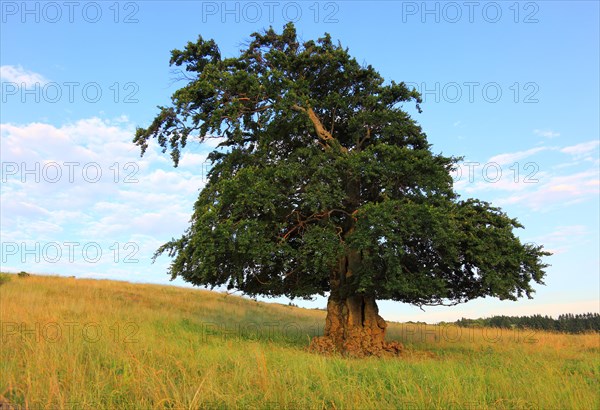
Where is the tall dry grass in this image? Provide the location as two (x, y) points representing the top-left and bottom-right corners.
(1, 273), (598, 409)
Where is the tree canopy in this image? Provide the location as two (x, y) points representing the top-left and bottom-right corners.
(135, 23), (550, 355)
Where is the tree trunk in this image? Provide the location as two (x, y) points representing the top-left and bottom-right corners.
(309, 257), (403, 357)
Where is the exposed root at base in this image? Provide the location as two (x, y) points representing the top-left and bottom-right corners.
(308, 336), (404, 358)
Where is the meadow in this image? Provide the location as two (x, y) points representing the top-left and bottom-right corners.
(1, 273), (598, 409)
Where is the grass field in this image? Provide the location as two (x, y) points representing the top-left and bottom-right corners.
(1, 273), (598, 409)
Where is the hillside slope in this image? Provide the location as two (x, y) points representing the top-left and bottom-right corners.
(1, 274), (598, 409)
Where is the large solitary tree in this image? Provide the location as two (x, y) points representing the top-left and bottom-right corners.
(135, 24), (550, 357)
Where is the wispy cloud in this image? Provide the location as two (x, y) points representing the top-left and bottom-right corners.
(0, 65), (48, 86)
(459, 139), (599, 199)
(561, 140), (600, 157)
(497, 169), (599, 211)
(534, 129), (560, 138)
(488, 147), (549, 166)
(533, 225), (589, 255)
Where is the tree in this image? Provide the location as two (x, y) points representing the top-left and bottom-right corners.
(135, 24), (551, 357)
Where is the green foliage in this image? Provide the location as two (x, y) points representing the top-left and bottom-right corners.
(18, 271), (30, 278)
(136, 24), (550, 307)
(0, 273), (11, 286)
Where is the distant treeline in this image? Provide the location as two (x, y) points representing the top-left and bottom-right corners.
(454, 313), (600, 334)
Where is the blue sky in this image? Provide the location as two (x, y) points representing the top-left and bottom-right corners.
(1, 1), (598, 322)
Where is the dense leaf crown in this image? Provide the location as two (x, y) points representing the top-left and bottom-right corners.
(135, 23), (550, 306)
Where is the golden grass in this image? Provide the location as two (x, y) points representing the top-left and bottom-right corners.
(1, 273), (598, 409)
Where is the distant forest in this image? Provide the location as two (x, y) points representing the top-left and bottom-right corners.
(454, 313), (600, 334)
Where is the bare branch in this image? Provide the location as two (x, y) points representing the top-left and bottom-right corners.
(292, 104), (334, 142)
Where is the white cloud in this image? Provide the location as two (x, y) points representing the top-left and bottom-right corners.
(457, 140), (599, 207)
(560, 140), (600, 157)
(0, 65), (48, 86)
(458, 170), (551, 194)
(532, 225), (589, 255)
(497, 169), (599, 211)
(534, 129), (560, 138)
(0, 117), (208, 276)
(179, 152), (209, 168)
(488, 147), (549, 166)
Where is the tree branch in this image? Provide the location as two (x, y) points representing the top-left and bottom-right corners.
(358, 126), (371, 149)
(292, 104), (334, 142)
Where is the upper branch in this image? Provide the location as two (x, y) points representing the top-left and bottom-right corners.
(292, 104), (333, 142)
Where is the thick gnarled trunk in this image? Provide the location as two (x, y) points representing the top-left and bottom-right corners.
(309, 251), (403, 357)
(308, 176), (403, 356)
(309, 290), (403, 357)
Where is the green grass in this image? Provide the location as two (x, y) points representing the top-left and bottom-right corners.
(0, 273), (11, 286)
(1, 273), (598, 409)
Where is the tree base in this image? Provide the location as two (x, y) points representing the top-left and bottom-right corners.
(308, 295), (404, 357)
(308, 335), (403, 358)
